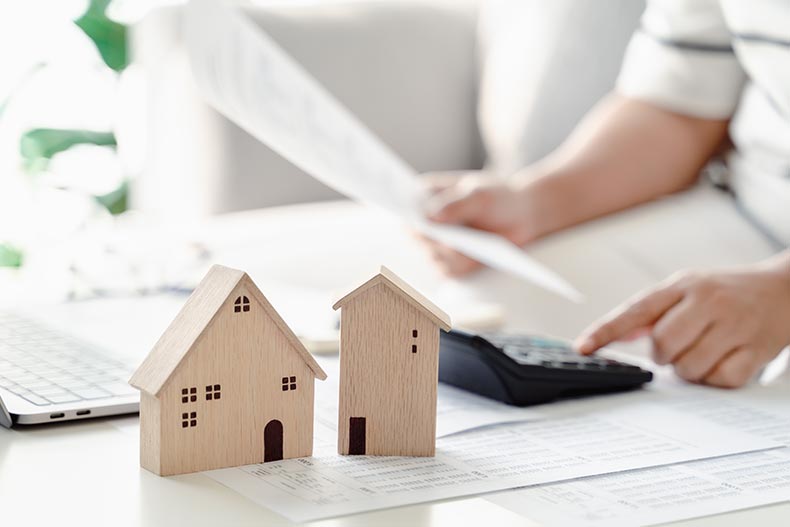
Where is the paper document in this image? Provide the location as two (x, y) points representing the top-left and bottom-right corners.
(487, 391), (790, 527)
(184, 0), (582, 301)
(314, 358), (541, 438)
(205, 402), (778, 522)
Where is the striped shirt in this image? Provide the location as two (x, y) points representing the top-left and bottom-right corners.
(617, 0), (790, 247)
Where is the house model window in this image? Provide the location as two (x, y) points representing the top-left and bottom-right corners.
(182, 411), (197, 428)
(181, 387), (197, 403)
(205, 384), (221, 400)
(234, 296), (250, 313)
(412, 329), (418, 354)
(282, 376), (297, 391)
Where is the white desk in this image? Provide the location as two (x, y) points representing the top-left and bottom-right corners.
(2, 185), (788, 526)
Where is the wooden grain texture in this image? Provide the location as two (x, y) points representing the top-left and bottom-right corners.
(336, 272), (450, 457)
(129, 265), (244, 395)
(333, 266), (451, 331)
(139, 392), (160, 473)
(130, 265), (325, 397)
(130, 265), (325, 476)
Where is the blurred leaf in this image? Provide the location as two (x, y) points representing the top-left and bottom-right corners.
(95, 179), (129, 215)
(0, 97), (9, 119)
(74, 0), (128, 72)
(20, 128), (116, 173)
(0, 244), (23, 268)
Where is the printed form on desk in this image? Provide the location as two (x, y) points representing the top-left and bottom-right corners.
(314, 357), (540, 439)
(486, 386), (790, 527)
(205, 399), (779, 522)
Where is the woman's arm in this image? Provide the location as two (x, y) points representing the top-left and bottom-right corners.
(424, 94), (730, 274)
(515, 94), (730, 238)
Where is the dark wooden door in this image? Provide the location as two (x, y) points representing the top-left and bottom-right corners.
(264, 419), (283, 462)
(348, 417), (366, 455)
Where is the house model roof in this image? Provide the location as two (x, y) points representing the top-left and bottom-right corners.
(332, 266), (451, 331)
(129, 265), (327, 396)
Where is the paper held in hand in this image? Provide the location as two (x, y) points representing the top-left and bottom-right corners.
(184, 0), (582, 302)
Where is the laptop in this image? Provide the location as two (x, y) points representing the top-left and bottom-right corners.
(0, 311), (139, 427)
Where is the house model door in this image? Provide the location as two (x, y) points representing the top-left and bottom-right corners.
(348, 417), (366, 455)
(264, 419), (283, 462)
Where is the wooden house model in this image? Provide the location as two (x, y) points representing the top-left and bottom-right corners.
(333, 266), (451, 457)
(129, 265), (327, 476)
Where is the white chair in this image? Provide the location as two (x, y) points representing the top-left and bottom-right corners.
(126, 0), (643, 217)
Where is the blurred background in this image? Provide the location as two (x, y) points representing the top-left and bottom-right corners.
(0, 0), (187, 305)
(0, 0), (644, 311)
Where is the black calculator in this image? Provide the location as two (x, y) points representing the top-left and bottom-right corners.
(439, 329), (653, 406)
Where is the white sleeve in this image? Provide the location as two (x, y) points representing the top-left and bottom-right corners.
(616, 0), (746, 119)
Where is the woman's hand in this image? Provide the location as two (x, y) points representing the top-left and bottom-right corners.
(421, 171), (537, 276)
(575, 252), (790, 388)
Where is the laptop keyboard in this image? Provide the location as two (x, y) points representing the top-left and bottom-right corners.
(0, 313), (137, 406)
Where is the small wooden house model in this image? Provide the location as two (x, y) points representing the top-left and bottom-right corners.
(333, 266), (451, 457)
(129, 265), (327, 476)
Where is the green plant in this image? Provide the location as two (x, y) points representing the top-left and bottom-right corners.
(75, 0), (129, 72)
(1, 0), (131, 268)
(95, 179), (129, 215)
(18, 0), (129, 208)
(0, 244), (23, 269)
(20, 128), (117, 173)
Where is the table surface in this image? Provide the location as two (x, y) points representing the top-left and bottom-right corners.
(2, 189), (788, 526)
